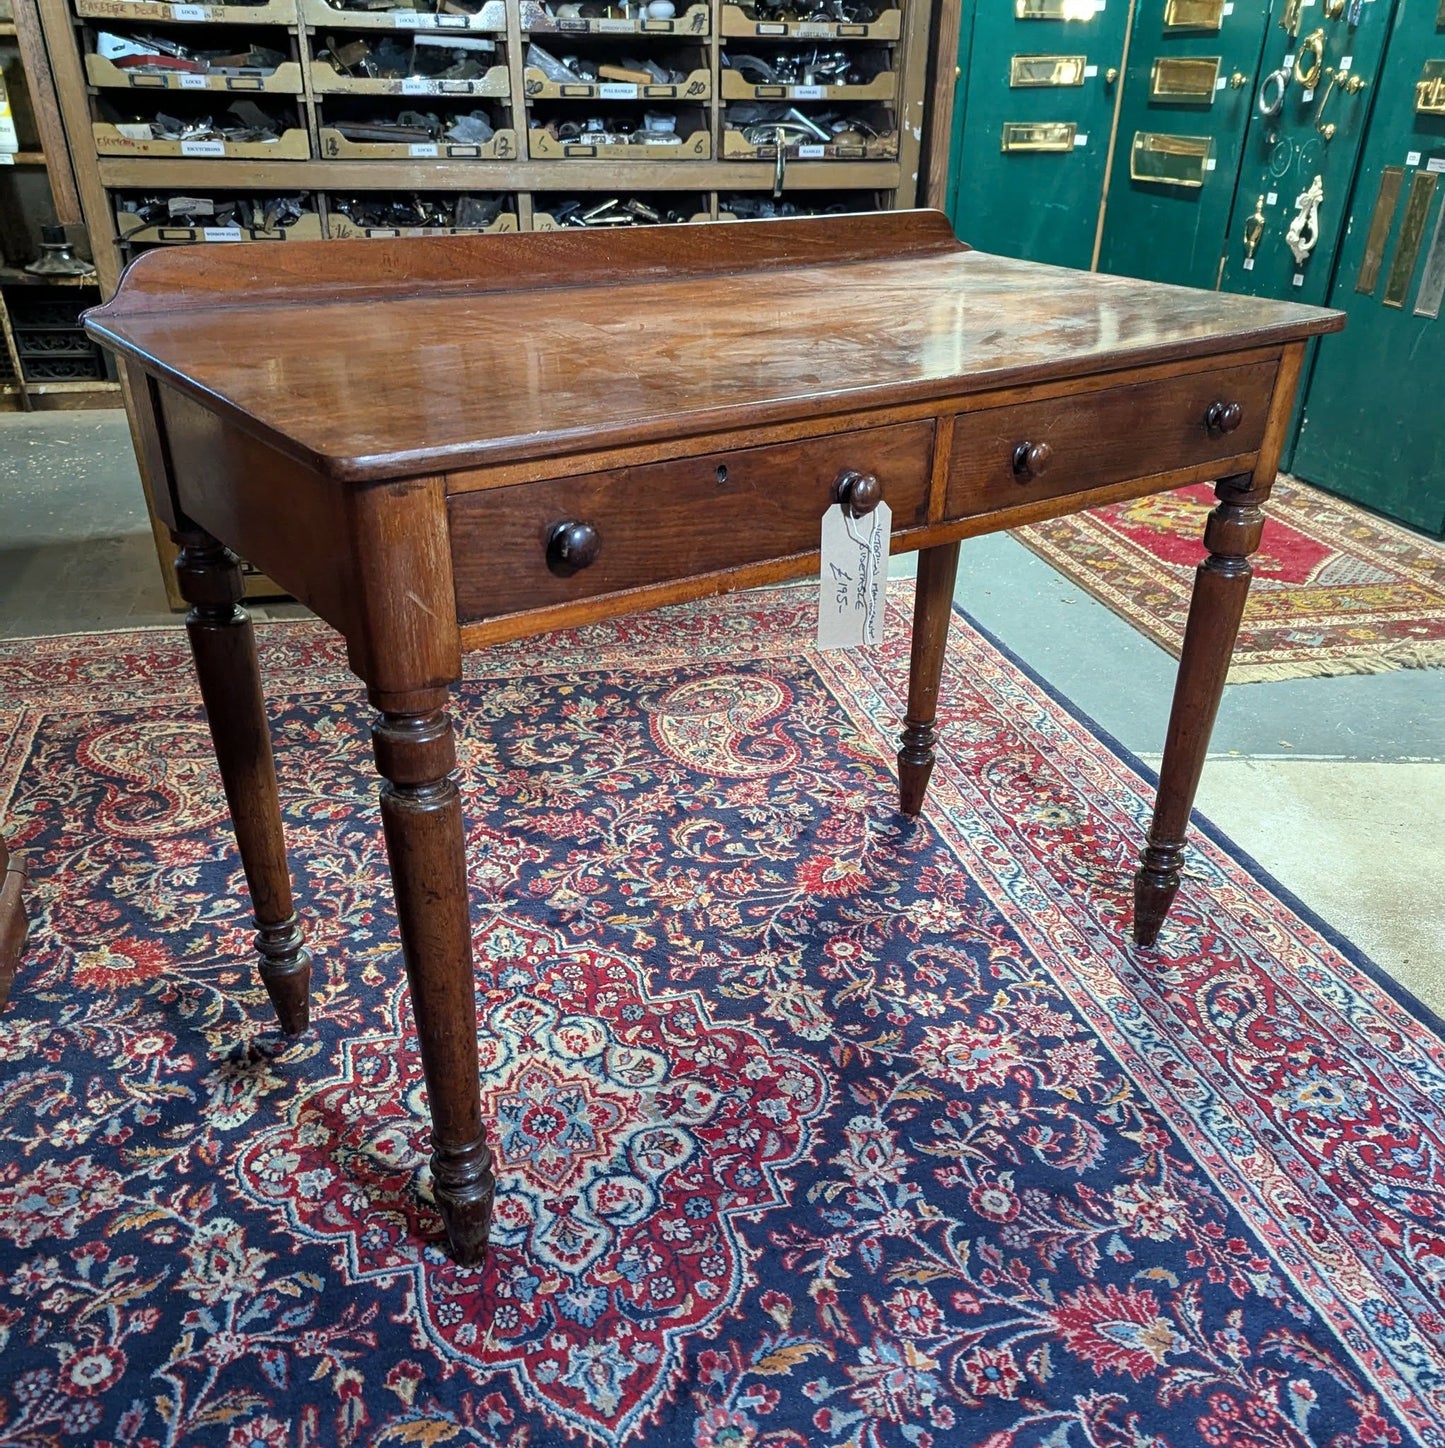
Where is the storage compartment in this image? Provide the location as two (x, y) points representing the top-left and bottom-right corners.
(83, 21), (304, 92)
(300, 0), (506, 31)
(520, 0), (710, 36)
(717, 188), (886, 218)
(92, 92), (310, 156)
(310, 30), (509, 94)
(316, 95), (515, 157)
(326, 191), (518, 233)
(530, 191), (709, 227)
(721, 99), (897, 160)
(114, 190), (324, 241)
(528, 102), (709, 157)
(719, 43), (895, 101)
(719, 3), (901, 40)
(522, 40), (709, 99)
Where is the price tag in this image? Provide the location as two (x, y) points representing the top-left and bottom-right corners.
(401, 77), (434, 93)
(181, 139), (225, 155)
(1206, 157), (1216, 170)
(409, 142), (439, 155)
(202, 225), (242, 240)
(1215, 75), (1227, 89)
(597, 15), (633, 27)
(1429, 156), (1445, 174)
(178, 73), (209, 88)
(1243, 257), (1255, 270)
(170, 3), (206, 17)
(1406, 150), (1422, 167)
(1267, 190), (1278, 204)
(0, 154), (13, 166)
(392, 10), (423, 24)
(1084, 64), (1098, 77)
(790, 84), (826, 98)
(1283, 53), (1294, 67)
(1339, 54), (1352, 71)
(817, 501), (890, 651)
(1292, 272), (1305, 286)
(1302, 87), (1314, 101)
(598, 82), (638, 98)
(1093, 0), (1106, 11)
(1074, 132), (1088, 146)
(796, 143), (825, 157)
(1223, 1), (1233, 10)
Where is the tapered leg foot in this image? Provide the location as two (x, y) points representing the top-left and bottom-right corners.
(176, 533), (311, 1032)
(897, 541), (961, 817)
(373, 695), (494, 1267)
(1132, 475), (1265, 948)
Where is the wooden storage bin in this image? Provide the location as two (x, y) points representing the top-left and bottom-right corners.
(324, 193), (518, 233)
(529, 106), (709, 159)
(310, 58), (510, 96)
(719, 66), (896, 104)
(85, 54), (306, 94)
(115, 197), (325, 241)
(523, 63), (709, 102)
(318, 125), (517, 158)
(722, 103), (898, 161)
(299, 0), (506, 31)
(530, 192), (711, 227)
(718, 3), (901, 38)
(519, 0), (710, 34)
(93, 123), (312, 156)
(75, 0), (299, 24)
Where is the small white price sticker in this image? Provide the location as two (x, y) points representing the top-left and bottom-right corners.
(1302, 87), (1314, 101)
(401, 77), (433, 94)
(202, 225), (242, 241)
(1074, 132), (1088, 145)
(409, 142), (438, 156)
(1406, 150), (1422, 167)
(1429, 156), (1445, 173)
(1243, 257), (1255, 270)
(170, 3), (206, 18)
(790, 84), (826, 98)
(1206, 157), (1216, 170)
(181, 139), (225, 155)
(0, 154), (13, 166)
(1267, 190), (1278, 204)
(1084, 64), (1098, 77)
(817, 501), (890, 652)
(796, 143), (825, 158)
(1339, 54), (1352, 70)
(178, 73), (208, 88)
(1292, 273), (1305, 286)
(392, 10), (423, 24)
(598, 82), (638, 98)
(1283, 52), (1294, 66)
(1223, 1), (1233, 11)
(1216, 75), (1227, 89)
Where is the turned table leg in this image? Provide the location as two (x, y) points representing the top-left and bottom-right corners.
(1133, 475), (1266, 947)
(371, 690), (494, 1266)
(176, 533), (311, 1033)
(898, 540), (962, 816)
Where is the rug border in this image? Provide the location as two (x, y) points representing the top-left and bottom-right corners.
(950, 599), (1445, 1047)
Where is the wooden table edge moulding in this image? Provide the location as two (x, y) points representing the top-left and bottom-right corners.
(82, 210), (1342, 1268)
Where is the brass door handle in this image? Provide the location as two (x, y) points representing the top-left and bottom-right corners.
(1230, 71), (1248, 89)
(1243, 195), (1266, 259)
(1294, 29), (1325, 89)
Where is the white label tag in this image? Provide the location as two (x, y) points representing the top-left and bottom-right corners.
(1205, 156), (1216, 170)
(1292, 272), (1305, 286)
(1093, 0), (1106, 11)
(1267, 190), (1278, 204)
(178, 73), (208, 88)
(1302, 87), (1314, 101)
(796, 143), (825, 157)
(0, 154), (13, 165)
(1215, 75), (1227, 88)
(1407, 150), (1422, 167)
(1283, 53), (1294, 67)
(202, 225), (242, 240)
(401, 77), (433, 93)
(1243, 257), (1255, 270)
(1223, 1), (1233, 11)
(171, 3), (206, 17)
(1339, 54), (1351, 71)
(409, 142), (438, 155)
(1084, 64), (1098, 77)
(1074, 133), (1088, 145)
(817, 502), (890, 651)
(598, 82), (638, 98)
(1430, 156), (1445, 174)
(181, 139), (225, 155)
(790, 84), (826, 98)
(393, 10), (423, 24)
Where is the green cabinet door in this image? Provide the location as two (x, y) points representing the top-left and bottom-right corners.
(1291, 0), (1445, 534)
(1097, 0), (1273, 285)
(1220, 0), (1393, 305)
(949, 0), (1131, 268)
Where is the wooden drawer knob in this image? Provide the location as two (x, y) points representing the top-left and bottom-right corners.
(834, 468), (882, 517)
(1206, 400), (1244, 435)
(1011, 439), (1053, 480)
(546, 520), (600, 574)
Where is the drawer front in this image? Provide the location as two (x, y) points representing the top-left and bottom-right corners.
(448, 420), (934, 620)
(945, 360), (1278, 519)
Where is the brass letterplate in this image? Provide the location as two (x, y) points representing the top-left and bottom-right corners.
(1163, 0), (1224, 31)
(1417, 59), (1445, 115)
(1001, 120), (1078, 151)
(1129, 131), (1211, 186)
(1015, 0), (1096, 20)
(1150, 55), (1221, 102)
(1011, 53), (1088, 86)
(1356, 166), (1403, 295)
(1384, 170), (1438, 308)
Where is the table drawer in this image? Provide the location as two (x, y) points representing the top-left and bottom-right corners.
(448, 420), (934, 621)
(945, 359), (1278, 520)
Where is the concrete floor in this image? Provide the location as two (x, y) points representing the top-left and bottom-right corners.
(3, 410), (1442, 1019)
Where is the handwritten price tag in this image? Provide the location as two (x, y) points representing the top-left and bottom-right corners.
(817, 502), (891, 651)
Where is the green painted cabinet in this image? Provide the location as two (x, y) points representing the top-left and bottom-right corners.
(1096, 0), (1274, 286)
(948, 0), (1131, 268)
(1291, 0), (1445, 535)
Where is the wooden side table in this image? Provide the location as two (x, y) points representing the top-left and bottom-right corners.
(84, 211), (1342, 1266)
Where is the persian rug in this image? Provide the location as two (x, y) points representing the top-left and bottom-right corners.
(2, 588), (1443, 1448)
(1011, 475), (1445, 684)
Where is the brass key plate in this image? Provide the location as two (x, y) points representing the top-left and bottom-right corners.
(1163, 0), (1224, 31)
(1151, 55), (1222, 102)
(1011, 53), (1088, 86)
(1130, 131), (1211, 186)
(1001, 120), (1079, 151)
(1015, 0), (1096, 19)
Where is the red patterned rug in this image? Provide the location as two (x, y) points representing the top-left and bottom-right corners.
(1012, 476), (1445, 683)
(2, 587), (1444, 1448)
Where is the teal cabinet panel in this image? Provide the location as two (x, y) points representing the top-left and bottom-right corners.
(1097, 0), (1273, 286)
(948, 0), (1130, 267)
(1219, 0), (1394, 305)
(1292, 0), (1445, 534)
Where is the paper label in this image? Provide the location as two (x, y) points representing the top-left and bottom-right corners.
(796, 143), (826, 157)
(1339, 54), (1351, 70)
(1223, 1), (1233, 10)
(597, 15), (633, 27)
(1283, 52), (1294, 67)
(1267, 190), (1278, 204)
(1215, 75), (1227, 89)
(1084, 64), (1098, 77)
(1206, 156), (1216, 170)
(795, 20), (834, 33)
(1093, 0), (1106, 12)
(181, 139), (225, 155)
(1406, 150), (1422, 167)
(1242, 257), (1255, 269)
(401, 77), (433, 93)
(817, 501), (890, 651)
(409, 142), (439, 155)
(1074, 133), (1088, 146)
(178, 73), (209, 88)
(393, 10), (423, 24)
(0, 154), (13, 166)
(1430, 156), (1445, 173)
(598, 82), (639, 98)
(202, 225), (242, 240)
(1292, 272), (1305, 286)
(790, 84), (826, 98)
(1301, 87), (1314, 102)
(170, 3), (206, 17)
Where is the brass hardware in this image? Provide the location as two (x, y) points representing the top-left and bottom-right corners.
(1150, 55), (1222, 102)
(1010, 53), (1088, 87)
(1280, 0), (1303, 38)
(1105, 65), (1119, 83)
(1129, 130), (1211, 187)
(1230, 71), (1247, 88)
(1414, 200), (1445, 319)
(1243, 194), (1266, 259)
(1322, 0), (1344, 16)
(1001, 120), (1078, 151)
(1418, 59), (1445, 116)
(1384, 171), (1438, 308)
(1356, 166), (1403, 294)
(1162, 0), (1224, 31)
(1313, 66), (1367, 140)
(1015, 0), (1097, 19)
(1286, 173), (1324, 264)
(1293, 30), (1324, 89)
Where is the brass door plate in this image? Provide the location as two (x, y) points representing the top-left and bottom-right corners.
(1150, 55), (1222, 102)
(1384, 170), (1438, 308)
(1130, 131), (1211, 186)
(1417, 59), (1445, 115)
(1010, 53), (1088, 86)
(1001, 120), (1079, 151)
(1356, 166), (1403, 295)
(1015, 0), (1095, 19)
(1163, 0), (1224, 32)
(1415, 198), (1445, 319)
